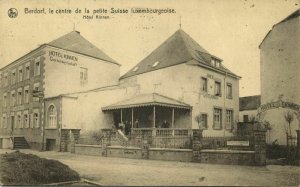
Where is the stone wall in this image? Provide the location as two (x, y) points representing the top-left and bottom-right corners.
(61, 129), (80, 152)
(149, 148), (192, 162)
(73, 128), (267, 166)
(192, 129), (267, 166)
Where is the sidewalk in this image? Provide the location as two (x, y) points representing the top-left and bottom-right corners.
(1, 149), (299, 186)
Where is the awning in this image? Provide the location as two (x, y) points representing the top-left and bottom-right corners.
(102, 93), (192, 111)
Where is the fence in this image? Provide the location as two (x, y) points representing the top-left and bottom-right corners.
(131, 128), (192, 137)
(78, 128), (192, 149)
(201, 135), (253, 150)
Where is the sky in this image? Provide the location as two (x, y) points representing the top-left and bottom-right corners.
(0, 0), (299, 97)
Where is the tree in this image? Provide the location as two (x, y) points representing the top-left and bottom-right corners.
(284, 111), (294, 137)
(294, 111), (300, 130)
(262, 121), (272, 144)
(195, 114), (203, 129)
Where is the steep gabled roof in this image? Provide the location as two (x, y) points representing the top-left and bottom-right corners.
(259, 8), (300, 48)
(120, 29), (239, 79)
(48, 31), (119, 65)
(239, 95), (261, 111)
(0, 30), (120, 71)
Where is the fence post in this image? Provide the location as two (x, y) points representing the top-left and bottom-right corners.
(192, 129), (203, 162)
(253, 129), (267, 166)
(141, 138), (150, 159)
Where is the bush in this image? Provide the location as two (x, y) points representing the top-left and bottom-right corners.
(0, 151), (80, 185)
(266, 144), (287, 159)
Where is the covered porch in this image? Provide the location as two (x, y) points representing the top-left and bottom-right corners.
(102, 93), (193, 137)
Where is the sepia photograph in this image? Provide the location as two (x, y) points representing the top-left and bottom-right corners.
(0, 0), (299, 186)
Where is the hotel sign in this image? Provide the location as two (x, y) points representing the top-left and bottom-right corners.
(258, 100), (300, 114)
(49, 50), (78, 66)
(227, 141), (249, 146)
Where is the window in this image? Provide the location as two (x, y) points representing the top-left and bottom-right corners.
(23, 111), (29, 128)
(18, 66), (23, 82)
(215, 81), (221, 96)
(1, 114), (6, 129)
(80, 67), (88, 85)
(201, 77), (207, 92)
(226, 110), (233, 130)
(33, 110), (39, 128)
(201, 113), (208, 129)
(34, 57), (41, 76)
(3, 93), (7, 107)
(4, 73), (8, 86)
(33, 82), (40, 91)
(25, 63), (30, 79)
(17, 114), (22, 128)
(33, 82), (40, 102)
(24, 86), (29, 103)
(11, 91), (16, 106)
(243, 115), (249, 122)
(213, 108), (222, 130)
(152, 61), (160, 67)
(211, 58), (221, 68)
(17, 88), (22, 105)
(47, 105), (57, 128)
(11, 69), (16, 84)
(226, 83), (232, 99)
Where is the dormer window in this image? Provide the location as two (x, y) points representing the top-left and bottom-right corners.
(133, 66), (139, 72)
(152, 61), (160, 67)
(211, 58), (221, 68)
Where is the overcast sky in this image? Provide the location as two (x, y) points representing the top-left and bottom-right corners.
(0, 0), (298, 97)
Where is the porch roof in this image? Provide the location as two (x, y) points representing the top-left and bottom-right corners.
(102, 93), (192, 110)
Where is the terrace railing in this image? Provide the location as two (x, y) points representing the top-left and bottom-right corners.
(131, 128), (192, 137)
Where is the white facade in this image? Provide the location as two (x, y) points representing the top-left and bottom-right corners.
(120, 61), (239, 136)
(44, 46), (120, 98)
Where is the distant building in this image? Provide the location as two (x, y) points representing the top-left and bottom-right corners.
(239, 95), (261, 122)
(258, 9), (300, 145)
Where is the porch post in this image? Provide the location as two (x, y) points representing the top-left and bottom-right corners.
(152, 106), (156, 137)
(131, 108), (134, 128)
(153, 106), (156, 128)
(172, 108), (175, 136)
(120, 109), (123, 122)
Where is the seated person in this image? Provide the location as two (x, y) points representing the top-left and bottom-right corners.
(161, 120), (170, 128)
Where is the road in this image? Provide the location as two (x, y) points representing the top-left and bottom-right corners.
(1, 149), (299, 186)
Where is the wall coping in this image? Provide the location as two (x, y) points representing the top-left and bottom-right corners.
(149, 148), (193, 152)
(201, 149), (255, 154)
(107, 146), (141, 150)
(0, 136), (12, 139)
(75, 144), (102, 148)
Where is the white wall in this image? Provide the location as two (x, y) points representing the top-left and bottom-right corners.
(259, 17), (300, 145)
(44, 46), (120, 98)
(61, 85), (139, 134)
(121, 61), (240, 136)
(260, 17), (300, 105)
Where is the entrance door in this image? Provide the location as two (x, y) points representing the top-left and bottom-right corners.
(11, 116), (15, 131)
(46, 139), (56, 151)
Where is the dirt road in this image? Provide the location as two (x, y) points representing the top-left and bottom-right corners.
(1, 149), (299, 186)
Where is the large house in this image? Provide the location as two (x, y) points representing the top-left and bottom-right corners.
(0, 31), (120, 150)
(0, 29), (240, 151)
